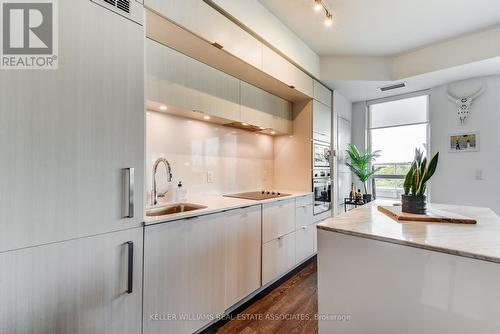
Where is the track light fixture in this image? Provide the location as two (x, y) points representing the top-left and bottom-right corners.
(312, 0), (333, 27)
(314, 0), (322, 11)
(325, 11), (333, 26)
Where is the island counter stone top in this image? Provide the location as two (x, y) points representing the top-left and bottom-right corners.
(317, 201), (500, 264)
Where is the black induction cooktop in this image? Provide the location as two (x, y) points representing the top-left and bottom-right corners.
(224, 191), (291, 201)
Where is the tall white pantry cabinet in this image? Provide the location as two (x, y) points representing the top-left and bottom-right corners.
(0, 0), (145, 333)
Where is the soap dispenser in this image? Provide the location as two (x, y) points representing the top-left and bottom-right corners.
(177, 181), (187, 202)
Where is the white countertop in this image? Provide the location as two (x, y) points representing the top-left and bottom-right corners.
(144, 190), (313, 226)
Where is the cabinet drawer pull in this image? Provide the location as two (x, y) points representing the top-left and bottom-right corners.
(301, 226), (307, 230)
(125, 241), (134, 294)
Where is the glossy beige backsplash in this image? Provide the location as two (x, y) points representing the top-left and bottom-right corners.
(146, 111), (275, 200)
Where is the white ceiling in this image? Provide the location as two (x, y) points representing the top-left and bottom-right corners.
(325, 57), (500, 102)
(259, 0), (500, 56)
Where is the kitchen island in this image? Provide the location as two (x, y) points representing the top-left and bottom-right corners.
(317, 201), (500, 334)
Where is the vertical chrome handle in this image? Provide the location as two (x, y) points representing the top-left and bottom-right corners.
(126, 241), (134, 294)
(123, 168), (134, 218)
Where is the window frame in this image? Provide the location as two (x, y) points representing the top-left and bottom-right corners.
(366, 90), (431, 199)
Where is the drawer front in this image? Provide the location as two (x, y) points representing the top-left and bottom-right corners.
(262, 199), (296, 243)
(295, 204), (313, 230)
(296, 224), (315, 263)
(262, 232), (296, 285)
(296, 194), (313, 207)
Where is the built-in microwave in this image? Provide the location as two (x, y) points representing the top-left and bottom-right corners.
(313, 141), (331, 168)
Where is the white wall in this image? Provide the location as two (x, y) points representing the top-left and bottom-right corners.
(211, 0), (320, 77)
(334, 91), (353, 214)
(430, 75), (500, 215)
(349, 75), (500, 215)
(351, 101), (368, 192)
(146, 112), (274, 201)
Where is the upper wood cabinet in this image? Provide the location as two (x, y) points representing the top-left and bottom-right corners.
(145, 0), (262, 69)
(314, 80), (332, 107)
(262, 46), (314, 98)
(240, 81), (292, 134)
(145, 1), (315, 100)
(313, 100), (332, 143)
(146, 39), (241, 121)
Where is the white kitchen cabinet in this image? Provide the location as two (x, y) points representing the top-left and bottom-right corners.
(314, 80), (333, 107)
(145, 0), (262, 69)
(296, 224), (315, 263)
(262, 231), (296, 285)
(295, 202), (314, 231)
(262, 198), (296, 243)
(146, 39), (241, 121)
(224, 206), (262, 309)
(295, 195), (314, 263)
(144, 213), (226, 334)
(313, 100), (332, 143)
(296, 194), (314, 208)
(0, 0), (144, 252)
(262, 46), (314, 98)
(240, 81), (292, 134)
(143, 206), (262, 334)
(0, 228), (143, 334)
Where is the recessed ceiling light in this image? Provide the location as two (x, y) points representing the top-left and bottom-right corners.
(242, 122), (249, 126)
(313, 0), (322, 11)
(204, 115), (211, 120)
(325, 12), (333, 26)
(270, 130), (276, 135)
(259, 127), (266, 130)
(159, 105), (167, 110)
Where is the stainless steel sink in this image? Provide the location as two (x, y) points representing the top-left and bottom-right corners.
(146, 203), (207, 217)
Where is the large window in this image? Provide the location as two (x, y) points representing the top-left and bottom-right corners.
(368, 94), (429, 199)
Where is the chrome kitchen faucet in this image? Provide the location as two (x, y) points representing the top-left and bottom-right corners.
(152, 157), (173, 206)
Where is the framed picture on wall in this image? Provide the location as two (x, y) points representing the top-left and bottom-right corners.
(449, 132), (479, 152)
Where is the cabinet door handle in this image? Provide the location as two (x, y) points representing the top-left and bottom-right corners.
(123, 168), (134, 218)
(301, 226), (308, 230)
(126, 241), (134, 294)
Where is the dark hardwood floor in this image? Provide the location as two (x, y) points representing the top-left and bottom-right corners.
(217, 261), (318, 334)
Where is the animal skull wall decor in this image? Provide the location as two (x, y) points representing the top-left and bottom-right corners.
(446, 84), (485, 125)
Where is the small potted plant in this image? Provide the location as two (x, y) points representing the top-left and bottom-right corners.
(402, 148), (439, 214)
(345, 144), (381, 203)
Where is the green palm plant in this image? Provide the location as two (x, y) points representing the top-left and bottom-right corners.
(345, 144), (382, 194)
(403, 148), (439, 196)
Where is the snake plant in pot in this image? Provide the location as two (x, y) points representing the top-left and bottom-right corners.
(345, 144), (381, 203)
(402, 148), (439, 214)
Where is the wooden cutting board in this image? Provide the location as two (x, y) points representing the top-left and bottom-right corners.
(378, 205), (477, 224)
